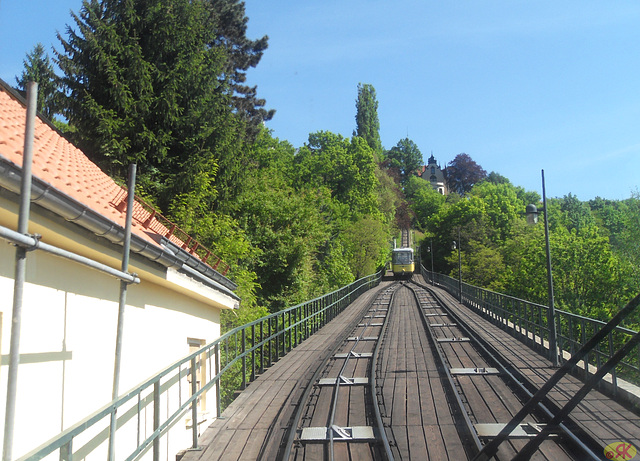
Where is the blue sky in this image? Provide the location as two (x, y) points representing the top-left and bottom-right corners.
(2, 1), (639, 200)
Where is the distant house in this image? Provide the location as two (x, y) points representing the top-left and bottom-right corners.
(0, 80), (239, 459)
(417, 154), (448, 195)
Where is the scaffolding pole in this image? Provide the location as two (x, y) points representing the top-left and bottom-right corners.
(2, 81), (37, 461)
(108, 163), (137, 461)
(0, 82), (140, 461)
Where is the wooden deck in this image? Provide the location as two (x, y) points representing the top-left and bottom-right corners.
(180, 276), (640, 460)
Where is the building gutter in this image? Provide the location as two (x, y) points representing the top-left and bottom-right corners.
(0, 158), (239, 301)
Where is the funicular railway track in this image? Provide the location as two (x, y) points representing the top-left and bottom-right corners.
(280, 278), (603, 460)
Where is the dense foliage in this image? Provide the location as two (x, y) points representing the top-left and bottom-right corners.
(14, 0), (639, 336)
(408, 173), (640, 330)
(354, 83), (382, 158)
(15, 43), (60, 120)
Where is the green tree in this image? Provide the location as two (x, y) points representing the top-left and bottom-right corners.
(295, 131), (380, 217)
(55, 0), (265, 214)
(341, 216), (388, 279)
(15, 43), (60, 120)
(204, 0), (275, 138)
(385, 137), (423, 187)
(229, 130), (358, 310)
(407, 176), (446, 232)
(354, 83), (382, 158)
(560, 193), (595, 234)
(470, 181), (523, 243)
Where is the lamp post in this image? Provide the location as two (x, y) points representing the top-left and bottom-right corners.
(430, 238), (434, 285)
(452, 228), (462, 302)
(526, 169), (559, 367)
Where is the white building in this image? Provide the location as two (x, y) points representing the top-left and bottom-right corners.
(0, 81), (239, 460)
(418, 154), (448, 195)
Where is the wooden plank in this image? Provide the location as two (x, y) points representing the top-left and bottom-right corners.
(348, 385), (367, 428)
(407, 424), (429, 459)
(348, 441), (375, 461)
(424, 425), (448, 460)
(406, 375), (423, 426)
(391, 374), (407, 425)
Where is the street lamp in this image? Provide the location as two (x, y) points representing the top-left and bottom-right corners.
(452, 228), (462, 302)
(430, 238), (434, 285)
(526, 169), (559, 367)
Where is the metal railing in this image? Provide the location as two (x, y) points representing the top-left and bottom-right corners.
(19, 270), (383, 461)
(421, 266), (640, 394)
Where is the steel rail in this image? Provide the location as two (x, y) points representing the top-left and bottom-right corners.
(416, 281), (602, 460)
(407, 283), (483, 456)
(327, 292), (391, 460)
(278, 284), (394, 460)
(370, 288), (396, 461)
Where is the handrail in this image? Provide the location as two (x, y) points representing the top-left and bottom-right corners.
(421, 265), (640, 394)
(18, 270), (383, 461)
(110, 190), (230, 275)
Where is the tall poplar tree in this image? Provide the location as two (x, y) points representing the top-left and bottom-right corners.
(354, 83), (382, 158)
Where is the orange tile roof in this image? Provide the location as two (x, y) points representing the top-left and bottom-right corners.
(0, 86), (163, 247)
(0, 84), (229, 274)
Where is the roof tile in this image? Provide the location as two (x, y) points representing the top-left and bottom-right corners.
(0, 86), (161, 248)
(0, 84), (229, 276)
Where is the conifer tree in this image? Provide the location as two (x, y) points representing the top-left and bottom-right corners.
(205, 0), (275, 138)
(15, 43), (60, 120)
(55, 0), (246, 210)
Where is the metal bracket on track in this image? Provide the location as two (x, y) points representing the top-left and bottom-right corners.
(299, 425), (376, 441)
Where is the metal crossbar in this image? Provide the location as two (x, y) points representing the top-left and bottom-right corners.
(472, 292), (640, 460)
(422, 266), (640, 393)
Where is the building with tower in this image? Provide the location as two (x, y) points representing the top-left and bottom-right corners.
(417, 154), (448, 195)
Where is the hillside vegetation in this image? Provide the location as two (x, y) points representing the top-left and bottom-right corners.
(14, 0), (639, 332)
(409, 174), (640, 331)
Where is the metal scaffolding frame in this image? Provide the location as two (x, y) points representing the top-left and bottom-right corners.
(0, 83), (140, 461)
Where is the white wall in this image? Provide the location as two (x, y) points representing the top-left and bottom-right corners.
(0, 230), (222, 460)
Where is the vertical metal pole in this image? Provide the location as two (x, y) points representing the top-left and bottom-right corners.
(542, 170), (559, 367)
(241, 329), (246, 390)
(457, 228), (462, 302)
(108, 163), (137, 461)
(251, 324), (256, 382)
(430, 238), (434, 285)
(608, 331), (617, 395)
(259, 322), (264, 374)
(190, 357), (198, 449)
(3, 82), (37, 461)
(214, 344), (221, 417)
(153, 381), (160, 461)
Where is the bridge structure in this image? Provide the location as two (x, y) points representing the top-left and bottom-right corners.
(175, 269), (640, 461)
(18, 267), (640, 461)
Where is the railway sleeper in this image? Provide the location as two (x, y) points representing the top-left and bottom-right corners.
(450, 367), (500, 375)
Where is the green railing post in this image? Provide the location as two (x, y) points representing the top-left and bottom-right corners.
(153, 380), (160, 461)
(259, 321), (264, 374)
(190, 357), (198, 449)
(241, 329), (246, 390)
(251, 324), (256, 382)
(215, 344), (221, 418)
